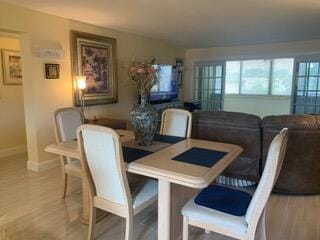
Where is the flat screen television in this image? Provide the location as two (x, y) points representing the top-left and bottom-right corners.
(149, 65), (178, 104)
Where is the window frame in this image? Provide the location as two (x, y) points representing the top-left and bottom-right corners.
(225, 58), (294, 97)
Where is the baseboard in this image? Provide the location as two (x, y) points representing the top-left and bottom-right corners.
(27, 157), (60, 172)
(0, 145), (27, 158)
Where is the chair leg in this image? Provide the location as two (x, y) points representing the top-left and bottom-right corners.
(125, 214), (133, 240)
(183, 216), (189, 240)
(60, 156), (68, 199)
(256, 209), (266, 240)
(88, 207), (96, 240)
(61, 173), (68, 199)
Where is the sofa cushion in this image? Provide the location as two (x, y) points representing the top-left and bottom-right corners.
(192, 111), (262, 182)
(262, 115), (320, 194)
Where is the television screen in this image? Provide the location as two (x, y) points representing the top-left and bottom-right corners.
(149, 65), (178, 103)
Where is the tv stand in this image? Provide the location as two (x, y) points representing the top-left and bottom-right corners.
(153, 101), (183, 129)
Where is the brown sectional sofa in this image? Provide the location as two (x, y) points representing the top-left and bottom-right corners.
(262, 115), (320, 194)
(191, 111), (261, 183)
(191, 111), (320, 194)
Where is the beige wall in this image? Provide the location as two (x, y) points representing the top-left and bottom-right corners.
(184, 39), (320, 116)
(0, 37), (27, 153)
(0, 2), (185, 169)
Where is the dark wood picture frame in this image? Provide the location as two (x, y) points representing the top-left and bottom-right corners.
(70, 30), (118, 106)
(45, 63), (60, 79)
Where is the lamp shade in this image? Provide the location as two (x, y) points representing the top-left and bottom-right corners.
(76, 76), (86, 90)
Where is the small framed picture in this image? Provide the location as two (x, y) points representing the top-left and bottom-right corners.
(176, 58), (183, 87)
(45, 63), (60, 79)
(1, 49), (22, 85)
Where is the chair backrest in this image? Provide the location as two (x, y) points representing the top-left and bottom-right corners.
(245, 128), (288, 235)
(160, 109), (192, 138)
(54, 107), (83, 142)
(77, 125), (131, 207)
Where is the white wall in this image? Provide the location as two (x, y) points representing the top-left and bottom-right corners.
(184, 39), (320, 116)
(0, 2), (185, 170)
(0, 37), (27, 155)
(224, 95), (290, 118)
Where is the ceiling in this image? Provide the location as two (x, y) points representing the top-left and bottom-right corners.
(2, 0), (320, 48)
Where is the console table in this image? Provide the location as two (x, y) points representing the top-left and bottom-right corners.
(88, 117), (128, 130)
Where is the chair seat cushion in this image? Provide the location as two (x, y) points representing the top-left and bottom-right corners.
(182, 194), (248, 235)
(132, 179), (158, 214)
(194, 185), (252, 216)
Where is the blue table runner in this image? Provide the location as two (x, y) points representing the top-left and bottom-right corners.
(122, 134), (185, 163)
(153, 134), (185, 144)
(194, 185), (252, 216)
(122, 146), (153, 163)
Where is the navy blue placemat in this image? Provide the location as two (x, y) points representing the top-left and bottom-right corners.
(172, 147), (227, 168)
(122, 146), (153, 163)
(153, 134), (185, 144)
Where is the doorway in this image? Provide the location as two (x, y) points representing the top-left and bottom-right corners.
(292, 58), (320, 114)
(0, 34), (27, 159)
(194, 61), (225, 111)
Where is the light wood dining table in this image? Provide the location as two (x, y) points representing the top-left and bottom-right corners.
(45, 130), (243, 240)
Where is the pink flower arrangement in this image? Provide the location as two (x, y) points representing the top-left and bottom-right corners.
(128, 60), (158, 95)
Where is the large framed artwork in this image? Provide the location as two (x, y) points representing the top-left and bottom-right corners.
(1, 49), (22, 85)
(70, 31), (118, 106)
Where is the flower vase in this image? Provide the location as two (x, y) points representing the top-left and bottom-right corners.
(130, 95), (158, 146)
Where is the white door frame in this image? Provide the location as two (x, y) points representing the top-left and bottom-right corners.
(291, 55), (320, 114)
(193, 60), (226, 110)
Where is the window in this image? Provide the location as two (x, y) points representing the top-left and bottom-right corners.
(225, 58), (294, 96)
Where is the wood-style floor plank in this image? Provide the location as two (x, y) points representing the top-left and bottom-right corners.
(0, 154), (319, 240)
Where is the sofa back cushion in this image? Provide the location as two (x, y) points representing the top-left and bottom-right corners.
(192, 111), (262, 182)
(262, 115), (320, 194)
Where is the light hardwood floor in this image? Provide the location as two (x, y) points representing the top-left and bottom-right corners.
(0, 154), (319, 240)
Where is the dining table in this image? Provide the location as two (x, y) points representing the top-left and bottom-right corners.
(45, 129), (243, 240)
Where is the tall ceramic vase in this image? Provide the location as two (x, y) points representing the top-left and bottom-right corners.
(130, 94), (158, 146)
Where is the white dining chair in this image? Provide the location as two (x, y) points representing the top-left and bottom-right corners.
(54, 107), (84, 198)
(160, 108), (192, 138)
(182, 128), (288, 240)
(77, 124), (158, 240)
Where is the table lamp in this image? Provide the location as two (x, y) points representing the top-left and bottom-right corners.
(76, 76), (86, 119)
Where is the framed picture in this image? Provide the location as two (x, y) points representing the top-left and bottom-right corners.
(1, 49), (22, 85)
(176, 58), (183, 87)
(70, 30), (118, 106)
(45, 63), (60, 79)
